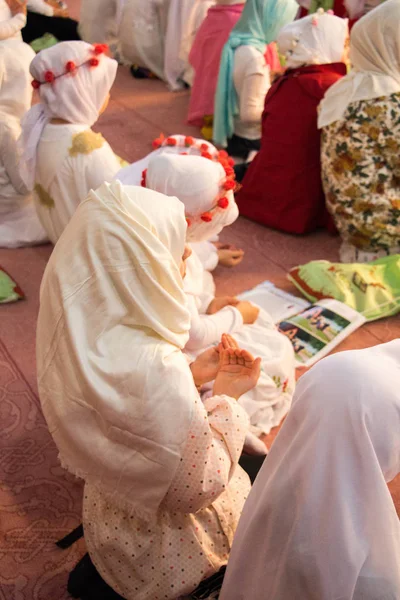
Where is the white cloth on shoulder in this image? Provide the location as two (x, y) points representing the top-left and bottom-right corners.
(0, 0), (25, 41)
(318, 0), (400, 128)
(277, 12), (348, 71)
(220, 341), (400, 600)
(0, 40), (47, 247)
(37, 180), (197, 516)
(19, 41), (118, 190)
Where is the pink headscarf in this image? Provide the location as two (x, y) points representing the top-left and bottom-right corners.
(188, 2), (245, 126)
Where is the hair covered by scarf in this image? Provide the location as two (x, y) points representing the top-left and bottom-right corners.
(18, 41), (118, 189)
(213, 0), (298, 146)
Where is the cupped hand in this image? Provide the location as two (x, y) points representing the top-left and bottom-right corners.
(190, 334), (240, 388)
(207, 295), (239, 315)
(213, 348), (261, 400)
(218, 248), (245, 267)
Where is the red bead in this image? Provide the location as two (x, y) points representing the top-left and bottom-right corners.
(166, 137), (177, 146)
(44, 70), (55, 83)
(184, 136), (194, 147)
(89, 57), (99, 67)
(65, 61), (76, 73)
(218, 197), (229, 209)
(152, 138), (162, 149)
(218, 150), (228, 158)
(227, 157), (235, 167)
(224, 179), (235, 191)
(200, 143), (209, 152)
(93, 43), (108, 55)
(201, 151), (212, 160)
(201, 212), (213, 222)
(224, 166), (234, 176)
(31, 79), (40, 89)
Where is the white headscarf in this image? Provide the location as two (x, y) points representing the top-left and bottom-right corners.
(0, 40), (35, 121)
(277, 11), (348, 70)
(37, 180), (196, 517)
(19, 41), (117, 190)
(318, 0), (400, 128)
(146, 153), (239, 243)
(220, 341), (400, 600)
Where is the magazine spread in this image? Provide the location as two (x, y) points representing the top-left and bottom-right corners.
(239, 282), (366, 367)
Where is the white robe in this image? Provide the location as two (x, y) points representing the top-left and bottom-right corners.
(185, 251), (296, 436)
(33, 123), (121, 243)
(220, 341), (400, 600)
(119, 0), (171, 80)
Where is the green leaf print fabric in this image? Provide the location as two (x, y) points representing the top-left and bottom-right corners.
(0, 267), (24, 304)
(288, 255), (400, 321)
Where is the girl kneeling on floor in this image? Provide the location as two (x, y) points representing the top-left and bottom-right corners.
(37, 180), (261, 600)
(19, 40), (121, 244)
(144, 152), (296, 447)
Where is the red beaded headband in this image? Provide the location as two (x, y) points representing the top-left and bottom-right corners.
(31, 44), (108, 89)
(142, 135), (239, 226)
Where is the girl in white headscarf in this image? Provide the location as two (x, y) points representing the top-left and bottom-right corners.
(37, 179), (260, 600)
(220, 341), (400, 600)
(319, 0), (400, 263)
(116, 133), (245, 271)
(144, 152), (296, 443)
(18, 41), (121, 244)
(0, 14), (47, 246)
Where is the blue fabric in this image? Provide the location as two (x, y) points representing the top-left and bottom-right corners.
(213, 0), (298, 147)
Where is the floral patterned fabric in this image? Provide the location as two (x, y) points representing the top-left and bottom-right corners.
(321, 92), (400, 255)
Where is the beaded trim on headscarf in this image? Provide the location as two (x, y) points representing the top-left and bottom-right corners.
(31, 44), (109, 89)
(142, 135), (240, 227)
(284, 8), (334, 62)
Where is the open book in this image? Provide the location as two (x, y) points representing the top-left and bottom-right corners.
(239, 281), (366, 367)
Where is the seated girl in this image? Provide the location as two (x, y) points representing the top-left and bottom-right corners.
(213, 0), (298, 159)
(36, 179), (261, 600)
(19, 41), (121, 244)
(319, 0), (400, 263)
(187, 0), (246, 137)
(236, 11), (348, 234)
(145, 152), (296, 441)
(117, 134), (245, 270)
(220, 341), (400, 600)
(0, 39), (47, 246)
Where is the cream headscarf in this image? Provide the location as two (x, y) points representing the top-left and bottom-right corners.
(0, 40), (35, 122)
(146, 153), (239, 243)
(220, 341), (400, 600)
(37, 181), (197, 517)
(318, 0), (400, 128)
(277, 11), (348, 70)
(19, 41), (118, 190)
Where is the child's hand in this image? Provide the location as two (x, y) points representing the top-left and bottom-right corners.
(213, 348), (261, 400)
(235, 301), (259, 324)
(206, 296), (239, 315)
(217, 248), (245, 267)
(6, 0), (26, 15)
(190, 333), (240, 388)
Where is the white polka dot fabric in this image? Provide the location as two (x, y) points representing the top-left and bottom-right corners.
(83, 395), (251, 600)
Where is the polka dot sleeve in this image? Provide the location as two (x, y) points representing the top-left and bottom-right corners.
(163, 395), (249, 514)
